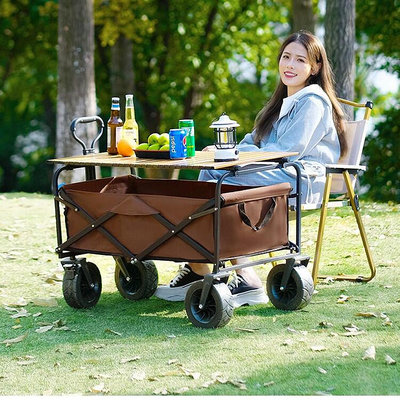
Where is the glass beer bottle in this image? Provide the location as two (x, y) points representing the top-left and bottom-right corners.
(107, 97), (123, 155)
(122, 94), (139, 148)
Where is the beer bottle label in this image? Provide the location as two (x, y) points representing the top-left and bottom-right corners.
(116, 126), (123, 143)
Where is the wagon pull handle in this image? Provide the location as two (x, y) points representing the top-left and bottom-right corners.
(238, 198), (276, 231)
(70, 116), (104, 155)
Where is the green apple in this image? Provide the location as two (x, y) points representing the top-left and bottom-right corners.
(148, 143), (160, 151)
(160, 144), (169, 151)
(136, 143), (149, 150)
(148, 133), (160, 145)
(158, 133), (169, 146)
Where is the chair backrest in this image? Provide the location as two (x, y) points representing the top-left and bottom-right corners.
(330, 99), (373, 195)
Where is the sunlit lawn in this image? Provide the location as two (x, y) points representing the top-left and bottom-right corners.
(0, 193), (399, 395)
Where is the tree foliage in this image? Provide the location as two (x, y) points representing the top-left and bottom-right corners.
(0, 0), (58, 192)
(356, 0), (400, 77)
(94, 0), (290, 146)
(362, 106), (400, 202)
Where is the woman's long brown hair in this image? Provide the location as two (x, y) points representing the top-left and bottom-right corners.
(254, 31), (347, 157)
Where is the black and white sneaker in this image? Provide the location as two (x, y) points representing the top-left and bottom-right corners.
(155, 264), (204, 301)
(228, 274), (269, 308)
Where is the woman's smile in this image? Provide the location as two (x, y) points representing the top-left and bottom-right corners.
(279, 41), (313, 96)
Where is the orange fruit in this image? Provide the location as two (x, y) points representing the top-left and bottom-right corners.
(117, 138), (134, 157)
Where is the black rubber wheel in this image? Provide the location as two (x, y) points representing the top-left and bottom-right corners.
(62, 262), (102, 309)
(267, 263), (314, 310)
(185, 281), (234, 329)
(114, 258), (158, 300)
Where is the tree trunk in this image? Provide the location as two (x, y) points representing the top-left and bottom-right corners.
(291, 0), (315, 33)
(324, 0), (355, 118)
(110, 35), (135, 176)
(110, 35), (135, 103)
(56, 0), (96, 183)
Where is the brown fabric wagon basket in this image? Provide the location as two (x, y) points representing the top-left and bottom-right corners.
(60, 175), (291, 262)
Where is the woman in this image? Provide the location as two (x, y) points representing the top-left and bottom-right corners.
(155, 30), (346, 306)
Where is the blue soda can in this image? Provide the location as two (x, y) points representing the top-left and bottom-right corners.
(169, 128), (187, 159)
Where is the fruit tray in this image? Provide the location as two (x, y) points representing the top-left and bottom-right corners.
(134, 149), (171, 159)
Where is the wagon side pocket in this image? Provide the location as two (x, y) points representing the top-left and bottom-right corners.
(238, 198), (276, 231)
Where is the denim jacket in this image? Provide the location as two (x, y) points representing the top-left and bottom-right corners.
(238, 84), (340, 179)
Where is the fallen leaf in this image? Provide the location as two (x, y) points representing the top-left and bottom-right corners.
(234, 327), (259, 333)
(229, 379), (247, 390)
(90, 382), (108, 394)
(153, 388), (169, 395)
(311, 345), (327, 352)
(32, 298), (58, 307)
(2, 333), (28, 345)
(382, 317), (393, 326)
(16, 360), (36, 366)
(14, 355), (35, 361)
(105, 328), (122, 336)
(355, 312), (378, 318)
(343, 323), (359, 332)
(362, 346), (376, 360)
(131, 370), (146, 381)
(264, 381), (275, 387)
(53, 319), (67, 328)
(89, 374), (112, 379)
(172, 387), (190, 394)
(11, 309), (31, 319)
(319, 321), (333, 328)
(35, 325), (53, 334)
(337, 295), (350, 304)
(120, 356), (141, 364)
(385, 355), (396, 365)
(180, 366), (200, 380)
(3, 306), (19, 312)
(340, 330), (366, 337)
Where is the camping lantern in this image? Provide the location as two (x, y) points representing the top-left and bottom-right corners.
(210, 112), (240, 162)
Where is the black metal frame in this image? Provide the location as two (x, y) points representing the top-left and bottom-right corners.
(52, 116), (310, 307)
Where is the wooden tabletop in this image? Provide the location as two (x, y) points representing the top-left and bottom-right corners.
(48, 150), (297, 170)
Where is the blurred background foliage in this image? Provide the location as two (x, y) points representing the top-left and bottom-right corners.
(0, 0), (399, 201)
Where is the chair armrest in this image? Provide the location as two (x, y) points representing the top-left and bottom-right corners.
(325, 163), (366, 175)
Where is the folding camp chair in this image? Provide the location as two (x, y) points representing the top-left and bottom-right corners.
(310, 98), (376, 284)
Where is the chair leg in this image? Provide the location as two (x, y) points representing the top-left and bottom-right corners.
(312, 173), (333, 285)
(341, 171), (376, 282)
(314, 171), (376, 284)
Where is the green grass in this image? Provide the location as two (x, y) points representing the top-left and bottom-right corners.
(0, 193), (399, 395)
